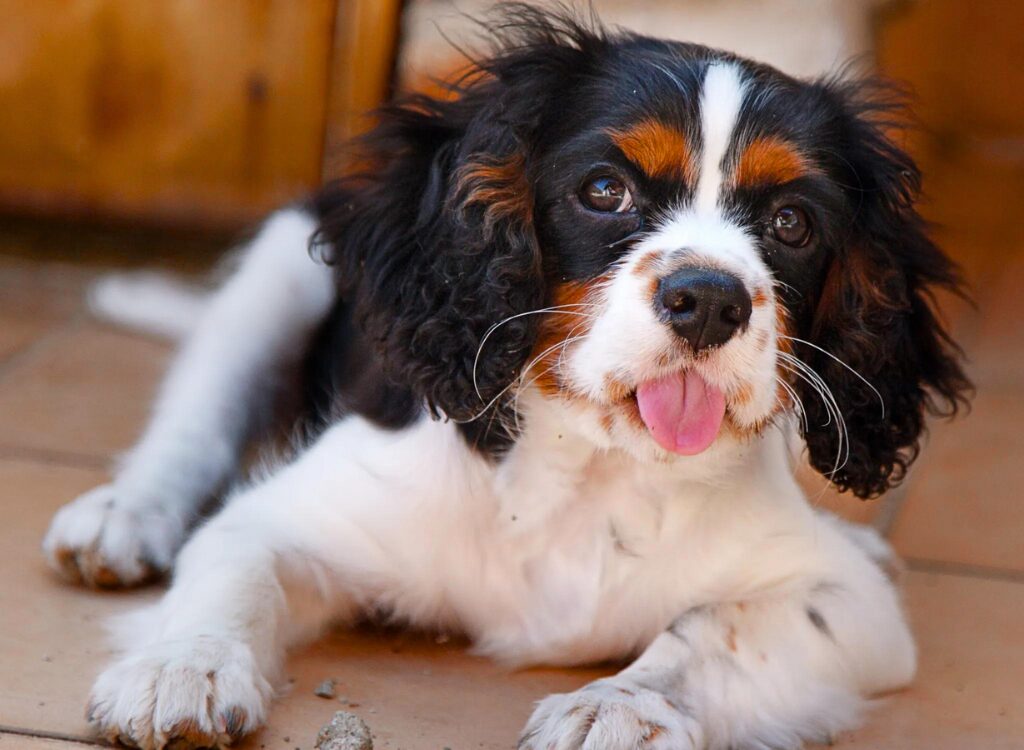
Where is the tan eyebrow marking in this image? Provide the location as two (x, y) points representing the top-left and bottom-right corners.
(734, 136), (812, 188)
(610, 119), (695, 182)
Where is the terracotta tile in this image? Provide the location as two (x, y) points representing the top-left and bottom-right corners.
(968, 252), (1024, 390)
(0, 324), (171, 461)
(0, 257), (91, 368)
(244, 631), (611, 750)
(817, 571), (1024, 749)
(0, 458), (158, 739)
(0, 315), (54, 365)
(890, 386), (1024, 571)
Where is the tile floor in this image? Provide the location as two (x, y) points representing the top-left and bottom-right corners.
(0, 220), (1022, 750)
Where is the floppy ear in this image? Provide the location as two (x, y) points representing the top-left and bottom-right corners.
(313, 8), (603, 450)
(796, 81), (972, 498)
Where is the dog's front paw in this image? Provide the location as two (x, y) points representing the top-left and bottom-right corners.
(87, 636), (271, 749)
(519, 679), (702, 750)
(43, 484), (185, 588)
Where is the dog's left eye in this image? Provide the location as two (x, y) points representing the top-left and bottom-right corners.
(580, 176), (635, 213)
(770, 206), (812, 247)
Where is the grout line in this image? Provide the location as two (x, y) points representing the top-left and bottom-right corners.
(0, 322), (55, 373)
(0, 725), (103, 747)
(0, 313), (86, 385)
(0, 444), (111, 471)
(906, 557), (1024, 585)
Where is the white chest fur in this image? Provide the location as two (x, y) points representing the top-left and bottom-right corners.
(353, 396), (816, 666)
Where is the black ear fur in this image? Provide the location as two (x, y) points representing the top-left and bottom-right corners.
(312, 6), (606, 451)
(796, 80), (972, 498)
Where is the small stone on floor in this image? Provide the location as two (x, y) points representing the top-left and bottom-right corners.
(314, 678), (337, 699)
(315, 711), (373, 750)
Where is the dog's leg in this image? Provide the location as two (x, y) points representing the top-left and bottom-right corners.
(44, 209), (334, 588)
(520, 518), (916, 750)
(85, 415), (444, 749)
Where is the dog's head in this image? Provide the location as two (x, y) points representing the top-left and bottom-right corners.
(315, 5), (970, 498)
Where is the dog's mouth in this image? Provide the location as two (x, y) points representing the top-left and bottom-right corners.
(629, 370), (726, 455)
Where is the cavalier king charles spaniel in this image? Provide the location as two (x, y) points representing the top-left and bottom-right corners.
(44, 6), (970, 749)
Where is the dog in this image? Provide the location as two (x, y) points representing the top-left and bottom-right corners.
(43, 6), (970, 749)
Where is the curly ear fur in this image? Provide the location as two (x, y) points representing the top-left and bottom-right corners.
(797, 80), (972, 498)
(313, 6), (607, 450)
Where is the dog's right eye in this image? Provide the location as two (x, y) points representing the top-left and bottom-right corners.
(579, 176), (635, 213)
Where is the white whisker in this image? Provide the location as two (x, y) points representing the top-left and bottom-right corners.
(777, 353), (850, 480)
(471, 304), (597, 401)
(771, 278), (801, 298)
(774, 376), (807, 432)
(457, 316), (593, 430)
(779, 335), (885, 418)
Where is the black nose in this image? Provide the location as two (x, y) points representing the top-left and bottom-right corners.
(657, 268), (752, 352)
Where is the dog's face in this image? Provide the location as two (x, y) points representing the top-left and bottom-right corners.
(527, 59), (836, 465)
(316, 7), (970, 498)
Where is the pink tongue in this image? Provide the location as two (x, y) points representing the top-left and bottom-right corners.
(636, 371), (726, 455)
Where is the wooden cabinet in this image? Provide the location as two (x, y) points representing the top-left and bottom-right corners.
(0, 0), (399, 229)
(876, 0), (1024, 279)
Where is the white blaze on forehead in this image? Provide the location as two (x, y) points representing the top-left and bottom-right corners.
(694, 62), (746, 214)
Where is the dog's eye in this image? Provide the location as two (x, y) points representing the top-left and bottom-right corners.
(580, 176), (634, 213)
(770, 206), (812, 247)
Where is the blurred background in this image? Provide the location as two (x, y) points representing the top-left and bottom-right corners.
(0, 2), (1021, 749)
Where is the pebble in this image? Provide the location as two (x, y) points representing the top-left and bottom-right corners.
(314, 711), (373, 750)
(314, 679), (337, 699)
